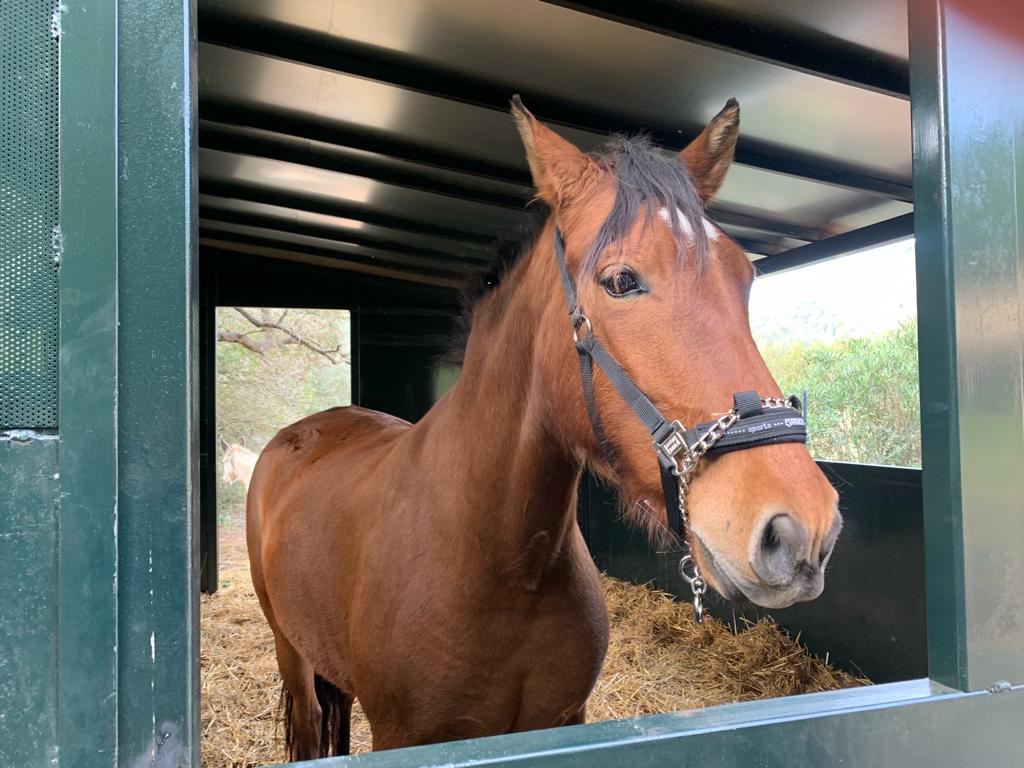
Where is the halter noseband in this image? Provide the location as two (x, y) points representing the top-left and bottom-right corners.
(553, 227), (807, 622)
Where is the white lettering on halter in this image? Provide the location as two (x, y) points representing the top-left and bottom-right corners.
(657, 207), (720, 241)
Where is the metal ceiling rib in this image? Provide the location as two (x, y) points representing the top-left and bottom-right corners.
(537, 0), (909, 98)
(196, 0), (913, 286)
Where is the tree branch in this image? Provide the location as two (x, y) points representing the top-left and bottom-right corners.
(219, 307), (347, 363)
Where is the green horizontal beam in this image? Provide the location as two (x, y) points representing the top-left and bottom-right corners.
(288, 681), (1022, 767)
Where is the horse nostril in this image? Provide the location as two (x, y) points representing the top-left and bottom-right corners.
(751, 513), (809, 586)
(818, 547), (831, 567)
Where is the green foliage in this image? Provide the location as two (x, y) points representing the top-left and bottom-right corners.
(758, 320), (921, 467)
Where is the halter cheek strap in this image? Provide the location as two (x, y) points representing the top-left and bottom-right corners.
(552, 227), (807, 621)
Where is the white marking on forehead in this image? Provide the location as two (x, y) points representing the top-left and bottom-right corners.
(656, 207), (720, 241)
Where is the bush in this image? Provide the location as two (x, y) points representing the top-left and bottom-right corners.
(759, 320), (920, 467)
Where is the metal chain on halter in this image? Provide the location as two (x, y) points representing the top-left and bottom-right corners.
(671, 396), (794, 622)
(671, 409), (737, 622)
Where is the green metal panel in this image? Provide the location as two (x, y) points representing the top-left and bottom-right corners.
(583, 462), (927, 684)
(0, 0), (59, 428)
(357, 311), (459, 422)
(0, 434), (58, 766)
(57, 1), (120, 765)
(286, 681), (1024, 767)
(115, 0), (198, 764)
(910, 0), (1024, 690)
(0, 1), (62, 760)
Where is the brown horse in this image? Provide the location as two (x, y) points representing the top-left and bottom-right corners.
(247, 98), (841, 759)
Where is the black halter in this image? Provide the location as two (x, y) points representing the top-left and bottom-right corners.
(553, 227), (807, 619)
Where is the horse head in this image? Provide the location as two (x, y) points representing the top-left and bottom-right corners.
(513, 98), (841, 609)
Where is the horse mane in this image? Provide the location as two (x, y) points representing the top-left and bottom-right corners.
(447, 134), (707, 365)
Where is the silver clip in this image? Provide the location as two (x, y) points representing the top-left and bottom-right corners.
(653, 420), (688, 469)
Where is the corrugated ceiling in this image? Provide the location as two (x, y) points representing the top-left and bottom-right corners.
(197, 0), (913, 287)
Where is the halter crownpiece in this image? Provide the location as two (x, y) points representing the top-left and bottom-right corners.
(553, 227), (807, 622)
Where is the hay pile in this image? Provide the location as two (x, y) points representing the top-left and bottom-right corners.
(201, 543), (865, 767)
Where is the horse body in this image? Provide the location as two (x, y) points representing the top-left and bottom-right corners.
(249, 98), (842, 759)
(249, 323), (608, 751)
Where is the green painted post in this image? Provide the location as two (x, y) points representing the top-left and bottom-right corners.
(57, 1), (120, 764)
(115, 0), (198, 763)
(910, 0), (1024, 690)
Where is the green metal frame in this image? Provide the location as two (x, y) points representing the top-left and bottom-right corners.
(910, 0), (1024, 692)
(52, 0), (199, 764)
(116, 0), (198, 761)
(282, 680), (1022, 767)
(0, 435), (60, 765)
(8, 0), (1020, 764)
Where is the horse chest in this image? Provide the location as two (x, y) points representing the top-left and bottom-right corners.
(364, 539), (608, 734)
(356, 572), (607, 744)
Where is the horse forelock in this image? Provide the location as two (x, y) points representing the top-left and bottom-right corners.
(582, 135), (708, 277)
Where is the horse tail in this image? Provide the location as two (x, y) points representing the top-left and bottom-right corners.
(314, 674), (351, 757)
(278, 685), (296, 758)
(278, 674), (351, 759)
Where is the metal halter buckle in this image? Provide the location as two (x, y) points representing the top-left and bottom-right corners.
(571, 311), (592, 343)
(653, 420), (688, 471)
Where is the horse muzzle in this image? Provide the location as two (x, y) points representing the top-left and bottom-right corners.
(692, 509), (841, 610)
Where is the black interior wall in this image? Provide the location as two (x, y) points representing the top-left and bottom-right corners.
(580, 463), (926, 684)
(357, 310), (459, 423)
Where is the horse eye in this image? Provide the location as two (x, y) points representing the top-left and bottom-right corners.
(600, 268), (644, 297)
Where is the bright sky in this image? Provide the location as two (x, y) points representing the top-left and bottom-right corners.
(749, 238), (917, 345)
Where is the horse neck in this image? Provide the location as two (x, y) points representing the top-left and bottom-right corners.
(420, 228), (584, 556)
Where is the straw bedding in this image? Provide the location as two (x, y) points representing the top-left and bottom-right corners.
(201, 530), (865, 767)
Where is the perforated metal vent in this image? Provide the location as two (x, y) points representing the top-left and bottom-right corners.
(1, 0), (59, 427)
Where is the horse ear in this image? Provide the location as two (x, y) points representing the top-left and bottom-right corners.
(239, 437), (246, 447)
(219, 436), (229, 451)
(511, 95), (595, 209)
(679, 98), (740, 204)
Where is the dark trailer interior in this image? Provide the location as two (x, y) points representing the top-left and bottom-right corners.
(197, 0), (921, 685)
